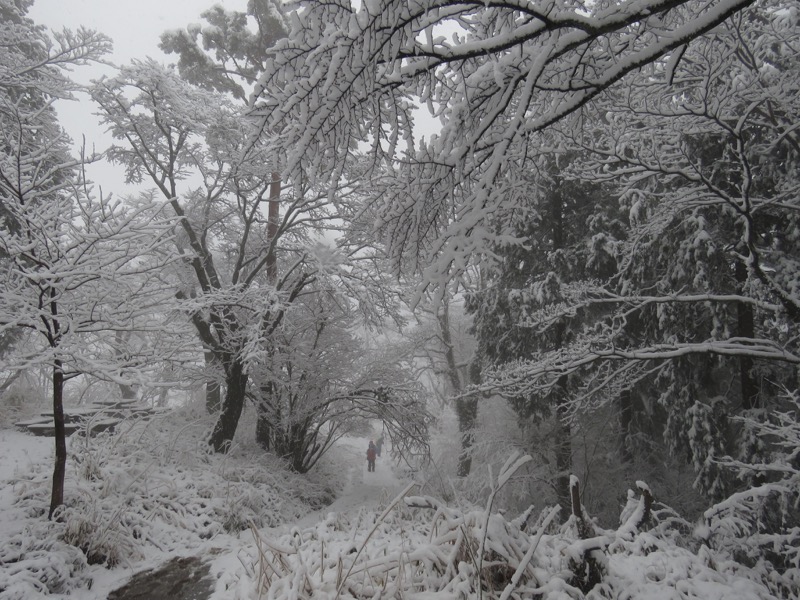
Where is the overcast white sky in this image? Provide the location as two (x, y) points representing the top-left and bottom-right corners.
(29, 0), (248, 195)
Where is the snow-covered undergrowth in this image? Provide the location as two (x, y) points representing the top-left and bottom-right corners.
(1, 402), (797, 599)
(238, 484), (782, 600)
(0, 405), (335, 599)
(232, 450), (791, 600)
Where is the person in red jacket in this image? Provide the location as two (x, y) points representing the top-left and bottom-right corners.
(367, 440), (377, 472)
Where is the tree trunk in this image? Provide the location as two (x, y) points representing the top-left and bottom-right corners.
(618, 388), (634, 463)
(256, 413), (271, 450)
(255, 172), (281, 445)
(554, 377), (572, 513)
(455, 397), (478, 477)
(255, 384), (271, 451)
(438, 302), (480, 477)
(266, 171), (281, 283)
(455, 362), (481, 477)
(208, 358), (248, 452)
(114, 331), (137, 400)
(49, 358), (66, 520)
(736, 261), (758, 410)
(204, 350), (221, 413)
(255, 377), (276, 450)
(549, 190), (573, 512)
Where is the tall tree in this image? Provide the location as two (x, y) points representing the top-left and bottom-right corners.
(91, 60), (332, 451)
(91, 61), (398, 456)
(159, 0), (285, 101)
(464, 143), (624, 508)
(162, 1), (292, 426)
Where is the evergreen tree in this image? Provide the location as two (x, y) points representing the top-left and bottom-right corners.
(466, 145), (625, 510)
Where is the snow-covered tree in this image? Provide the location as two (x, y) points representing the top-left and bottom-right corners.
(159, 1), (290, 415)
(92, 57), (407, 455)
(252, 0), (756, 297)
(474, 0), (799, 502)
(247, 283), (431, 473)
(91, 60), (321, 451)
(700, 390), (800, 597)
(463, 142), (626, 509)
(0, 0), (178, 518)
(159, 0), (286, 101)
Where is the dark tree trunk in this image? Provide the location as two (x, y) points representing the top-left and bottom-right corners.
(455, 397), (478, 477)
(549, 191), (573, 512)
(254, 379), (275, 450)
(49, 359), (66, 520)
(265, 172), (281, 283)
(736, 261), (758, 410)
(255, 393), (271, 451)
(204, 350), (221, 413)
(554, 412), (572, 512)
(618, 388), (634, 463)
(455, 362), (481, 477)
(255, 415), (271, 450)
(208, 358), (248, 452)
(554, 377), (572, 513)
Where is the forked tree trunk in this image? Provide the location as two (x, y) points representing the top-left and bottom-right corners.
(208, 359), (248, 452)
(49, 358), (66, 520)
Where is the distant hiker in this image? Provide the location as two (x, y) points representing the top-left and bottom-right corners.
(367, 441), (377, 472)
(376, 435), (384, 457)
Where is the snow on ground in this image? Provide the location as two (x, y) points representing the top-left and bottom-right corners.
(0, 410), (407, 600)
(0, 429), (54, 538)
(205, 437), (407, 599)
(0, 409), (793, 599)
(307, 438), (404, 517)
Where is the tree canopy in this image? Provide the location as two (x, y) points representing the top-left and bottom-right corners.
(252, 0), (757, 296)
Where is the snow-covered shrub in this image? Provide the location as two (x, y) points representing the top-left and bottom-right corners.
(57, 502), (144, 566)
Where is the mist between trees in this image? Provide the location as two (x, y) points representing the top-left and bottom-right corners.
(1, 0), (799, 597)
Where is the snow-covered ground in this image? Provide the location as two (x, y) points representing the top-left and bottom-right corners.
(0, 408), (793, 599)
(0, 409), (409, 600)
(0, 429), (55, 538)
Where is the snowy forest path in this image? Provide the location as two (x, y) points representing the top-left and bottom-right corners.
(286, 436), (408, 532)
